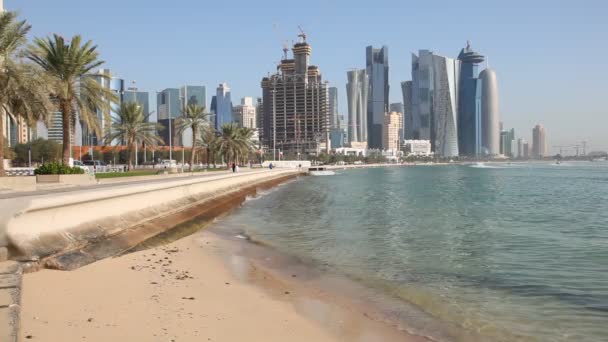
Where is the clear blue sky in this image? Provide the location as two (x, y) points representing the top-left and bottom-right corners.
(10, 0), (608, 153)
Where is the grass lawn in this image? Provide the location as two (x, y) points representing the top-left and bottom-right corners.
(94, 170), (159, 179)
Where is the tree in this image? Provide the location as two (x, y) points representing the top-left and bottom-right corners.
(12, 138), (61, 166)
(216, 123), (254, 167)
(175, 104), (212, 171)
(0, 11), (52, 176)
(103, 102), (163, 170)
(195, 126), (219, 168)
(27, 34), (117, 165)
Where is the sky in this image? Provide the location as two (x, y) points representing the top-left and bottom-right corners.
(9, 0), (608, 153)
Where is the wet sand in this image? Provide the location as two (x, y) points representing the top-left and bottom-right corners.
(19, 231), (427, 342)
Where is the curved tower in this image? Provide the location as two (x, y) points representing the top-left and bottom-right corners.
(346, 69), (368, 144)
(479, 68), (500, 155)
(457, 42), (485, 156)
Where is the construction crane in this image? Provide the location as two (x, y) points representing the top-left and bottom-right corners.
(297, 25), (307, 42)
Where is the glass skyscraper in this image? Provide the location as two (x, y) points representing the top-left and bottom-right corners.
(346, 69), (368, 145)
(401, 81), (413, 140)
(180, 85), (206, 109)
(457, 42), (485, 156)
(157, 88), (180, 120)
(411, 50), (460, 157)
(215, 83), (232, 131)
(366, 45), (389, 149)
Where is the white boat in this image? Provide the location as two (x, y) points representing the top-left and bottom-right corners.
(308, 167), (336, 176)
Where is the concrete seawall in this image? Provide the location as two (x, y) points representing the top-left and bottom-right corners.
(0, 169), (301, 262)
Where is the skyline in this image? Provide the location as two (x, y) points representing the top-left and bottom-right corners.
(10, 0), (608, 153)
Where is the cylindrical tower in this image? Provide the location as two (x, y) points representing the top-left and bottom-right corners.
(292, 42), (311, 75)
(480, 68), (500, 155)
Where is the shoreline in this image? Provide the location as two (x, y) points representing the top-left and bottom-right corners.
(19, 229), (430, 342)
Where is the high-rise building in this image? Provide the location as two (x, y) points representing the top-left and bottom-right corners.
(389, 102), (404, 142)
(180, 85), (206, 109)
(401, 81), (413, 141)
(48, 112), (74, 144)
(346, 69), (368, 146)
(500, 128), (515, 157)
(480, 68), (500, 155)
(215, 83), (233, 130)
(157, 88), (180, 147)
(328, 87), (345, 149)
(532, 124), (547, 159)
(457, 42), (485, 156)
(83, 69), (123, 146)
(411, 50), (460, 157)
(233, 97), (257, 129)
(123, 90), (150, 119)
(517, 139), (525, 158)
(260, 33), (330, 155)
(366, 45), (389, 149)
(523, 142), (530, 159)
(157, 88), (180, 120)
(255, 97), (263, 138)
(383, 111), (402, 151)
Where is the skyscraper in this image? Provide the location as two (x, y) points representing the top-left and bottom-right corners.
(366, 45), (389, 149)
(157, 88), (180, 147)
(84, 69), (123, 146)
(233, 97), (256, 129)
(180, 85), (206, 109)
(532, 124), (547, 159)
(480, 68), (500, 155)
(328, 87), (344, 148)
(401, 81), (413, 140)
(346, 69), (368, 146)
(123, 89), (150, 119)
(411, 50), (460, 157)
(383, 111), (402, 151)
(260, 33), (329, 155)
(215, 83), (232, 130)
(457, 42), (485, 156)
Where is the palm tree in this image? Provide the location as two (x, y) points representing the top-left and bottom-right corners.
(27, 34), (117, 165)
(195, 126), (218, 168)
(236, 126), (255, 165)
(217, 123), (255, 168)
(104, 102), (163, 170)
(0, 11), (52, 176)
(175, 104), (212, 171)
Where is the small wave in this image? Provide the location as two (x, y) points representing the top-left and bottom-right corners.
(469, 163), (504, 169)
(235, 233), (251, 240)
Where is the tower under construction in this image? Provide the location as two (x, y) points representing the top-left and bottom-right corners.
(261, 31), (330, 156)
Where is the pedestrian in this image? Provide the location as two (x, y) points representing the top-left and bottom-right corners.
(231, 162), (236, 173)
(269, 163), (273, 170)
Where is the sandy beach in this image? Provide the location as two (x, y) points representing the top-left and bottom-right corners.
(19, 230), (426, 342)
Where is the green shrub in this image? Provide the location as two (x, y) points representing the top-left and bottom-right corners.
(34, 162), (85, 175)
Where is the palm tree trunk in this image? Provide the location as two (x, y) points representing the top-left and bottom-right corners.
(206, 147), (210, 168)
(60, 99), (71, 165)
(189, 129), (196, 172)
(128, 140), (134, 171)
(0, 108), (5, 177)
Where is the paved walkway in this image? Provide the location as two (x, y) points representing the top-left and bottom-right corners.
(0, 169), (264, 200)
(0, 261), (22, 342)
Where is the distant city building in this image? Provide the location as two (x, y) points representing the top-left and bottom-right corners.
(523, 141), (530, 159)
(233, 97), (257, 129)
(123, 89), (150, 119)
(517, 138), (526, 158)
(500, 128), (515, 157)
(157, 88), (181, 146)
(255, 97), (263, 141)
(480, 68), (500, 155)
(47, 112), (74, 144)
(180, 85), (206, 109)
(532, 124), (547, 158)
(260, 34), (330, 155)
(346, 69), (368, 146)
(403, 140), (432, 156)
(401, 81), (413, 140)
(83, 69), (124, 146)
(389, 102), (404, 142)
(366, 45), (389, 149)
(328, 87), (345, 148)
(457, 42), (485, 156)
(410, 50), (459, 157)
(383, 111), (402, 151)
(215, 83), (233, 130)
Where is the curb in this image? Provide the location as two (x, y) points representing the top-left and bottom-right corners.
(0, 261), (22, 342)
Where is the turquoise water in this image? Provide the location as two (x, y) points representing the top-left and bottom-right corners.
(213, 162), (608, 341)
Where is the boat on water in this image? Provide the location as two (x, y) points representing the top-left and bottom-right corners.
(308, 166), (336, 176)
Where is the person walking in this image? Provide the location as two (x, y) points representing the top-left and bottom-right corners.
(231, 162), (236, 173)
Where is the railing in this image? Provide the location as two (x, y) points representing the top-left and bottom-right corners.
(5, 168), (35, 176)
